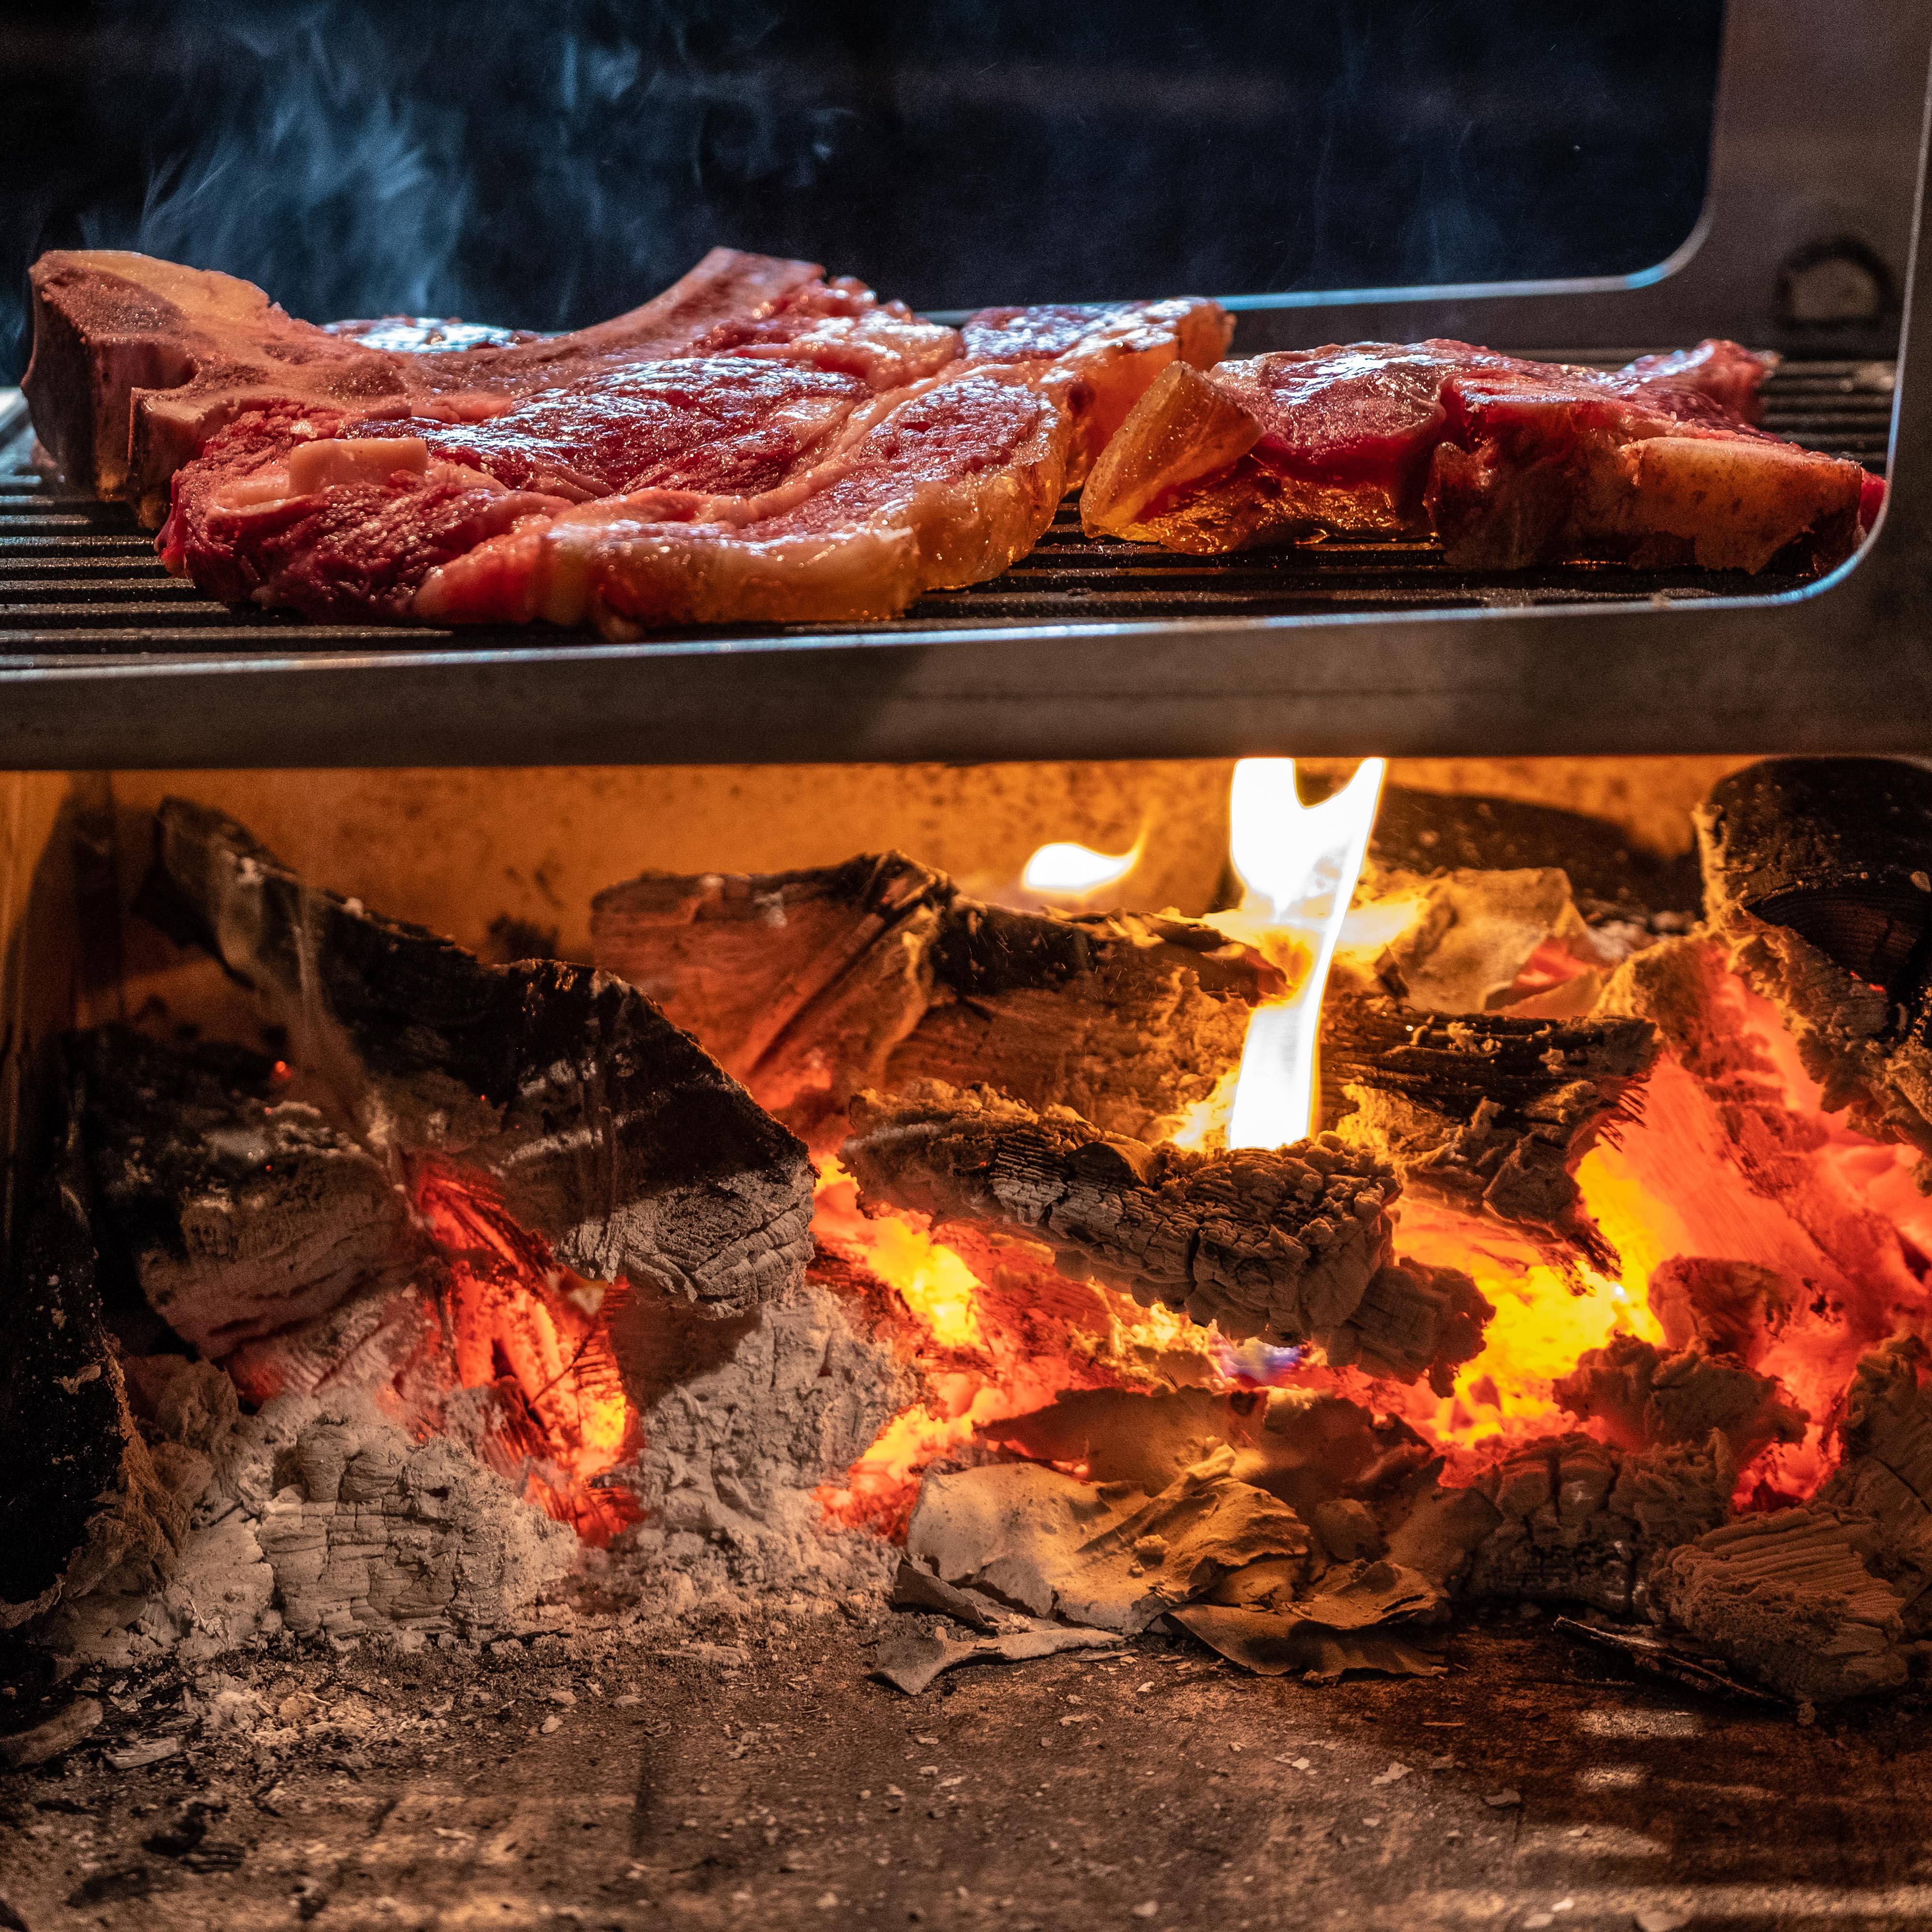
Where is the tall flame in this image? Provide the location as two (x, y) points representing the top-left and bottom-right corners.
(1221, 757), (1387, 1149)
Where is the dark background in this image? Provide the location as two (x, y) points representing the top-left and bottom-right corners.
(0, 0), (1724, 381)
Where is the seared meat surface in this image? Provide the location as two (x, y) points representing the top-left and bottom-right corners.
(28, 247), (1229, 633)
(1082, 338), (1880, 574)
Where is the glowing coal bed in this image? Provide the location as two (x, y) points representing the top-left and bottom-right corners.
(12, 754), (1932, 1717)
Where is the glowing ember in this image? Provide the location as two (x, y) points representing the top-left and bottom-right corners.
(811, 1159), (1222, 1532)
(1384, 1190), (1663, 1465)
(858, 1212), (988, 1352)
(1017, 835), (1143, 908)
(1218, 756), (1387, 1149)
(802, 764), (1932, 1587)
(413, 1165), (637, 1541)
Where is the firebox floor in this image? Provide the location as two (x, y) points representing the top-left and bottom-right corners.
(6, 1614), (1932, 1932)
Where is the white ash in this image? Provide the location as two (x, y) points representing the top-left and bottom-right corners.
(255, 1403), (579, 1641)
(43, 1382), (576, 1667)
(42, 1276), (918, 1663)
(605, 1279), (921, 1620)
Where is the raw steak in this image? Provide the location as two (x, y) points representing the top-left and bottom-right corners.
(26, 246), (824, 523)
(27, 247), (1230, 632)
(1081, 338), (1881, 574)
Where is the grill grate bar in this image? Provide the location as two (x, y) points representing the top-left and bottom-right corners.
(0, 356), (1894, 655)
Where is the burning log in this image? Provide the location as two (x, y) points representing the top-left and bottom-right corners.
(71, 1026), (420, 1357)
(139, 797), (816, 1311)
(592, 853), (1657, 1268)
(1698, 756), (1932, 1169)
(590, 852), (1282, 1146)
(841, 1080), (1491, 1391)
(1320, 994), (1657, 1270)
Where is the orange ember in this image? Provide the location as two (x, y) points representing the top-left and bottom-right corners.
(811, 770), (1932, 1553)
(413, 1165), (638, 1542)
(812, 1160), (1217, 1535)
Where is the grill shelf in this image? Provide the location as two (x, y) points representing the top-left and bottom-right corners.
(0, 357), (1895, 659)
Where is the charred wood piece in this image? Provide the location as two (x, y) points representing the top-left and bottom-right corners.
(590, 852), (1282, 1146)
(1698, 757), (1932, 1167)
(1553, 1332), (1806, 1462)
(1, 1105), (185, 1632)
(1368, 786), (1702, 923)
(1647, 1255), (1794, 1366)
(71, 1025), (418, 1357)
(1548, 1615), (1784, 1706)
(1648, 1508), (1908, 1704)
(842, 1081), (1490, 1391)
(1321, 994), (1657, 1270)
(1463, 1431), (1734, 1617)
(1818, 1338), (1932, 1634)
(138, 797), (815, 1310)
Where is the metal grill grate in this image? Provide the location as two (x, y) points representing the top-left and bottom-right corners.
(0, 357), (1895, 659)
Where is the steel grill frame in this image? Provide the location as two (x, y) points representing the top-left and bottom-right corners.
(0, 0), (1929, 769)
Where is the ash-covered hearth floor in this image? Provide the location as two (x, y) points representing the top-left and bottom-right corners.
(5, 1616), (1932, 1932)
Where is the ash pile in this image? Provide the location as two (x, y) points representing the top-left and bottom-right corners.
(9, 758), (1932, 1721)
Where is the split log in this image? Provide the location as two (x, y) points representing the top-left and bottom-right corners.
(71, 1025), (419, 1357)
(0, 1104), (186, 1633)
(841, 1080), (1491, 1392)
(1321, 994), (1657, 1271)
(1697, 756), (1932, 1168)
(594, 856), (1654, 1269)
(590, 852), (1282, 1147)
(138, 797), (815, 1310)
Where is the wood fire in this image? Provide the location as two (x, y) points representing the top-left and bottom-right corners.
(11, 755), (1932, 1711)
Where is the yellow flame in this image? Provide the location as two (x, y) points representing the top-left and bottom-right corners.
(1018, 836), (1143, 907)
(860, 1212), (988, 1351)
(1216, 757), (1387, 1149)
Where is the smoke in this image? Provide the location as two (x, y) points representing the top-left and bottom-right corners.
(87, 14), (473, 322)
(63, 0), (832, 332)
(4, 0), (1721, 376)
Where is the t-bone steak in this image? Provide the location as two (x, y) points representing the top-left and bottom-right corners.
(24, 248), (1231, 633)
(1080, 338), (1882, 574)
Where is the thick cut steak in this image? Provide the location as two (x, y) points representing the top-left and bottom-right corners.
(1081, 338), (1880, 574)
(26, 246), (824, 522)
(27, 247), (1230, 632)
